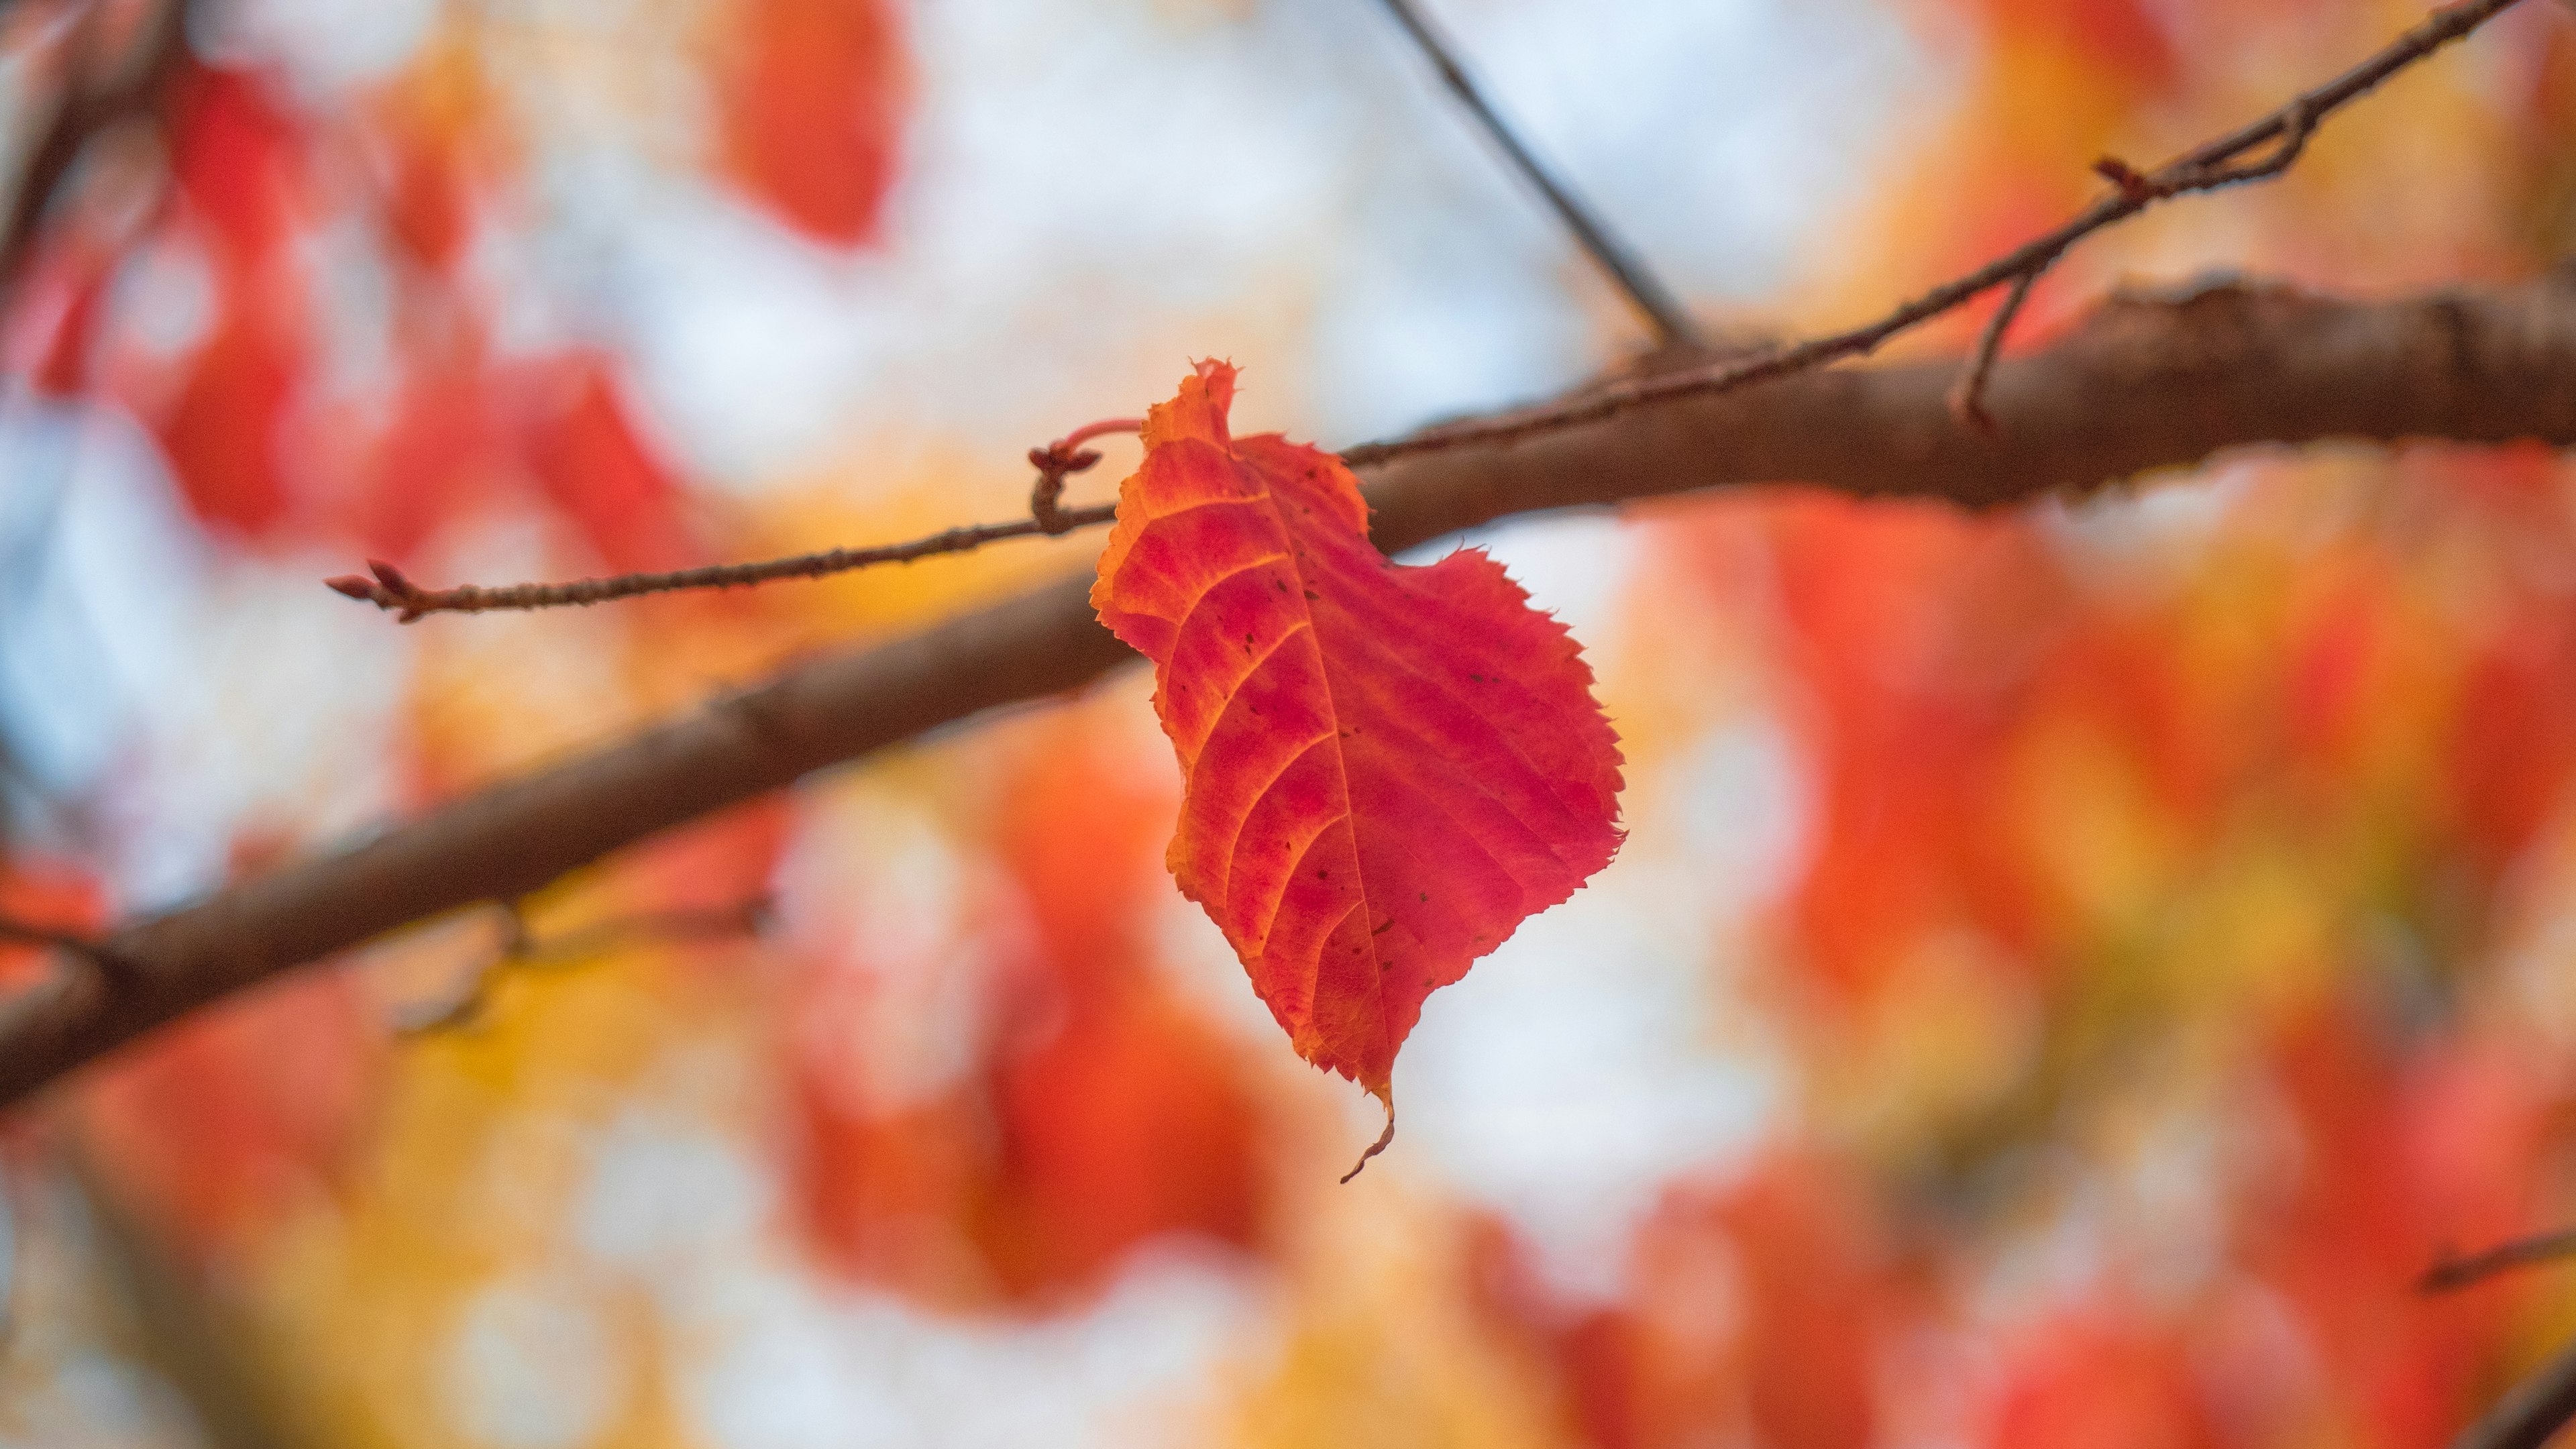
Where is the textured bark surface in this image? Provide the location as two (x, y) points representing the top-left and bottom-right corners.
(7, 274), (2575, 1106)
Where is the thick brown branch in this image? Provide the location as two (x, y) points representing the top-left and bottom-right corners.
(3, 274), (2575, 1106)
(1342, 0), (2529, 470)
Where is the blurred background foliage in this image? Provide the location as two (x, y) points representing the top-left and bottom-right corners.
(3, 0), (2576, 1445)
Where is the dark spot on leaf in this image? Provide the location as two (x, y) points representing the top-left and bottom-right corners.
(1303, 589), (1320, 600)
(1316, 869), (1329, 879)
(1418, 892), (1429, 903)
(1372, 918), (1393, 935)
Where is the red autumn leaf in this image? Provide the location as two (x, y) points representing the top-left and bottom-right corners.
(521, 356), (700, 574)
(716, 0), (908, 246)
(169, 68), (308, 265)
(153, 68), (313, 536)
(1089, 362), (1622, 1137)
(155, 276), (304, 535)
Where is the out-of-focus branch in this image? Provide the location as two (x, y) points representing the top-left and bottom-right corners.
(4, 273), (2576, 1106)
(1343, 0), (2532, 468)
(394, 895), (769, 1034)
(0, 0), (190, 303)
(2422, 1228), (2576, 1293)
(68, 1152), (305, 1449)
(1371, 0), (1700, 348)
(2453, 1334), (2576, 1449)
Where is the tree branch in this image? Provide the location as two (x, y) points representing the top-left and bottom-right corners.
(1372, 0), (1701, 347)
(3, 273), (2575, 1106)
(2422, 1228), (2576, 1293)
(320, 0), (2521, 619)
(2452, 1334), (2576, 1449)
(1344, 0), (2532, 469)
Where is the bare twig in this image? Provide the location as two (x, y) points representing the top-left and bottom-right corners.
(1372, 0), (1700, 348)
(1341, 0), (2528, 470)
(327, 425), (1136, 621)
(1949, 265), (2045, 434)
(9, 274), (2576, 1108)
(396, 895), (769, 1034)
(0, 0), (191, 305)
(2422, 1228), (2576, 1293)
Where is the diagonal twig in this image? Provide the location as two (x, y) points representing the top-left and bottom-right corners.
(1341, 0), (2530, 468)
(1372, 0), (1701, 348)
(1948, 266), (2045, 433)
(2452, 1333), (2576, 1449)
(394, 895), (769, 1034)
(2422, 1227), (2576, 1293)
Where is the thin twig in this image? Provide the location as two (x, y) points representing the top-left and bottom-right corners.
(396, 895), (769, 1034)
(1340, 0), (2527, 470)
(1949, 265), (2046, 433)
(2452, 1334), (2576, 1449)
(328, 427), (1135, 621)
(2422, 1228), (2576, 1293)
(1372, 0), (1700, 348)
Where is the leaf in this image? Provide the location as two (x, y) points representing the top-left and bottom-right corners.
(716, 0), (908, 246)
(1090, 362), (1622, 1145)
(521, 355), (699, 573)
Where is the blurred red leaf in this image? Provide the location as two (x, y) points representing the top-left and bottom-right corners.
(521, 355), (700, 574)
(792, 716), (1269, 1307)
(153, 278), (303, 535)
(0, 863), (103, 994)
(153, 67), (314, 536)
(169, 67), (307, 265)
(1983, 1315), (2222, 1449)
(78, 971), (381, 1261)
(1091, 361), (1623, 1103)
(716, 0), (908, 245)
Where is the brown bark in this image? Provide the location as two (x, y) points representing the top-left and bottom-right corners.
(5, 273), (2575, 1106)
